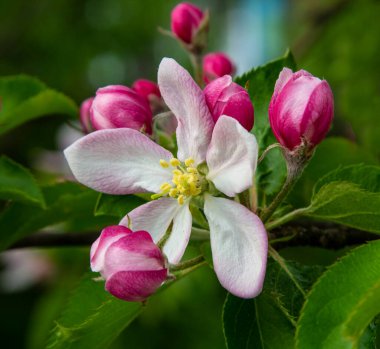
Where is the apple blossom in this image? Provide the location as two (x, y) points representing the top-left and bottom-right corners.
(90, 85), (153, 134)
(269, 67), (334, 151)
(203, 52), (235, 83)
(79, 97), (94, 133)
(65, 58), (267, 299)
(171, 2), (204, 44)
(204, 75), (254, 131)
(90, 225), (168, 302)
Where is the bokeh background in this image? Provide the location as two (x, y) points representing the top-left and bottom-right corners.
(0, 0), (379, 348)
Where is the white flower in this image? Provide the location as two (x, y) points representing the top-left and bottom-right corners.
(64, 58), (267, 298)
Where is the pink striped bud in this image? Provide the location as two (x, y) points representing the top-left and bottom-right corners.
(204, 75), (254, 131)
(91, 85), (153, 134)
(79, 97), (94, 133)
(171, 2), (204, 44)
(203, 52), (235, 84)
(269, 68), (334, 151)
(90, 225), (168, 302)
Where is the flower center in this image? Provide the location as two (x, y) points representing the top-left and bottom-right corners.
(152, 157), (203, 205)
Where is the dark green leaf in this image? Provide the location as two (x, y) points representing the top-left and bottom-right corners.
(0, 155), (45, 207)
(296, 240), (380, 349)
(289, 137), (378, 207)
(223, 293), (295, 349)
(94, 193), (146, 220)
(46, 274), (143, 349)
(0, 75), (77, 135)
(223, 257), (323, 349)
(0, 182), (114, 251)
(304, 165), (380, 233)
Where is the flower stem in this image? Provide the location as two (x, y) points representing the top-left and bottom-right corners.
(265, 207), (309, 231)
(260, 150), (310, 223)
(190, 52), (204, 87)
(258, 143), (281, 164)
(170, 255), (205, 272)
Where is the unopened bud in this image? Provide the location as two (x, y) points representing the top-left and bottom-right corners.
(171, 2), (205, 47)
(269, 68), (334, 152)
(79, 97), (94, 133)
(91, 85), (153, 134)
(90, 225), (168, 302)
(204, 75), (254, 131)
(203, 52), (235, 84)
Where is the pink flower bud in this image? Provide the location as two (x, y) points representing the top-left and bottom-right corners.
(269, 68), (334, 151)
(79, 97), (94, 133)
(132, 79), (161, 100)
(90, 85), (153, 134)
(203, 52), (235, 84)
(171, 2), (204, 44)
(90, 225), (168, 302)
(204, 75), (254, 131)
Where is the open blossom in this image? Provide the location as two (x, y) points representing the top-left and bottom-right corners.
(204, 75), (254, 131)
(269, 68), (334, 151)
(65, 58), (267, 298)
(203, 52), (235, 83)
(90, 85), (153, 134)
(91, 225), (168, 302)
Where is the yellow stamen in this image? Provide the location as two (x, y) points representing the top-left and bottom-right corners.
(159, 159), (169, 168)
(170, 158), (181, 167)
(177, 195), (185, 205)
(185, 158), (194, 166)
(187, 167), (198, 174)
(169, 188), (178, 197)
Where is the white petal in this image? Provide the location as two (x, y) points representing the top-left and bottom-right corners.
(64, 129), (173, 194)
(204, 195), (268, 298)
(206, 116), (258, 197)
(163, 202), (192, 264)
(158, 58), (214, 165)
(120, 198), (179, 243)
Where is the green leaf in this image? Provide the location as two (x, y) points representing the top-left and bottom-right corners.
(46, 274), (143, 349)
(223, 257), (323, 349)
(0, 75), (77, 135)
(0, 156), (45, 207)
(304, 165), (380, 233)
(235, 50), (296, 202)
(223, 293), (295, 349)
(289, 137), (378, 207)
(94, 193), (146, 220)
(296, 240), (380, 349)
(0, 182), (114, 251)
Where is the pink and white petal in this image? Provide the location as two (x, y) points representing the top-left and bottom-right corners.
(120, 198), (179, 243)
(206, 116), (258, 197)
(105, 269), (168, 302)
(158, 58), (214, 165)
(90, 225), (132, 272)
(103, 233), (165, 279)
(204, 195), (268, 298)
(64, 128), (173, 195)
(163, 201), (192, 264)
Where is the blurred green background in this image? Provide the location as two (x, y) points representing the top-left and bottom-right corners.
(0, 0), (379, 348)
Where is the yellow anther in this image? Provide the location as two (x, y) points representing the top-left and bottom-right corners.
(159, 159), (169, 168)
(170, 158), (181, 167)
(187, 167), (198, 174)
(177, 195), (185, 205)
(185, 158), (194, 166)
(172, 169), (182, 176)
(160, 182), (172, 192)
(169, 188), (178, 197)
